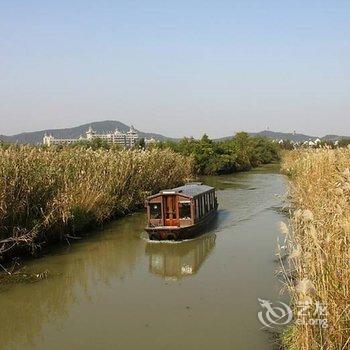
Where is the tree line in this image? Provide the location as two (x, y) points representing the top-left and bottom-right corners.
(0, 132), (281, 175)
(155, 132), (280, 175)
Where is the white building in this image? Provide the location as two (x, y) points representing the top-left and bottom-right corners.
(302, 140), (316, 147)
(125, 125), (139, 147)
(145, 137), (156, 146)
(43, 126), (139, 148)
(43, 134), (84, 146)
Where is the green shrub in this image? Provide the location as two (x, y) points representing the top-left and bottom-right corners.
(157, 132), (280, 175)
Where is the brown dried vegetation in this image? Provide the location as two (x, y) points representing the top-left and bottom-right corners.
(281, 148), (350, 350)
(0, 146), (193, 258)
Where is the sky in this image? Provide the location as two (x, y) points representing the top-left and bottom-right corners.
(0, 1), (349, 138)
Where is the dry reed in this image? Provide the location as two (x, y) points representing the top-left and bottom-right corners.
(0, 146), (193, 258)
(281, 148), (350, 349)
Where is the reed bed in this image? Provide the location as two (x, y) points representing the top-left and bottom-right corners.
(281, 148), (350, 349)
(0, 146), (193, 259)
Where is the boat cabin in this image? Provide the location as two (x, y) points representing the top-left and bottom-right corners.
(146, 182), (217, 230)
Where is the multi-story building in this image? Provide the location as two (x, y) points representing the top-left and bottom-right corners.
(126, 125), (139, 147)
(42, 134), (85, 146)
(43, 126), (139, 147)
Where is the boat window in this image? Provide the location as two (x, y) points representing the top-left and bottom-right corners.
(150, 203), (162, 219)
(179, 202), (191, 219)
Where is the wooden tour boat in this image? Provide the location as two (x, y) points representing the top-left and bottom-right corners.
(145, 182), (218, 240)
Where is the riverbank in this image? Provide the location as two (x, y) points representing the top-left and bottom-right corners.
(0, 165), (286, 350)
(281, 148), (350, 349)
(0, 146), (193, 261)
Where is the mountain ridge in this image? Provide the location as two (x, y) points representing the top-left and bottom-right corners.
(0, 121), (348, 144)
(251, 130), (349, 142)
(219, 130), (349, 142)
(0, 120), (175, 144)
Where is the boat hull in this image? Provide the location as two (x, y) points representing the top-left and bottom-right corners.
(146, 208), (217, 241)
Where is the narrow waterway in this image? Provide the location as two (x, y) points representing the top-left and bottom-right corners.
(0, 164), (287, 350)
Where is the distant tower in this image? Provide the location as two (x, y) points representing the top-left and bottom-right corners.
(126, 125), (139, 147)
(113, 127), (126, 146)
(43, 133), (54, 146)
(86, 126), (96, 140)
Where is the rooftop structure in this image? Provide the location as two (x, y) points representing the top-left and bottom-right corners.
(160, 183), (215, 198)
(43, 134), (85, 146)
(43, 126), (140, 147)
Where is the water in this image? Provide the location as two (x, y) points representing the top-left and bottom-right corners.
(0, 164), (287, 350)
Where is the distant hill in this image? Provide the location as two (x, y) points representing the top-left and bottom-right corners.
(1, 122), (348, 144)
(217, 131), (341, 142)
(321, 134), (349, 142)
(248, 130), (315, 142)
(0, 120), (174, 144)
(249, 130), (349, 142)
(217, 131), (348, 142)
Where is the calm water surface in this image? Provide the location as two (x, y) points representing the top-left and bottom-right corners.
(0, 165), (287, 350)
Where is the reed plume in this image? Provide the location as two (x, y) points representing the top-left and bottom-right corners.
(0, 146), (193, 258)
(281, 148), (350, 349)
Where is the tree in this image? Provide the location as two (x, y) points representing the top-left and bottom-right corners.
(154, 132), (280, 175)
(136, 138), (146, 149)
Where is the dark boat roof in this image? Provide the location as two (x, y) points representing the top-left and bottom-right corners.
(159, 182), (214, 198)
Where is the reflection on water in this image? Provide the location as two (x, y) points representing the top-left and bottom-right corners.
(146, 233), (216, 280)
(0, 213), (147, 350)
(0, 164), (287, 350)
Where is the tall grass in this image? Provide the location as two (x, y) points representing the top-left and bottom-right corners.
(0, 146), (193, 258)
(281, 148), (350, 349)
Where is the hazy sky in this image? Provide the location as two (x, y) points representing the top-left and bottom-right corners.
(1, 1), (349, 138)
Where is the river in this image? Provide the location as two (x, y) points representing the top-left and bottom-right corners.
(0, 164), (287, 350)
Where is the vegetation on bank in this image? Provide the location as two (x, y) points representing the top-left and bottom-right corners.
(0, 146), (193, 260)
(156, 132), (280, 175)
(55, 131), (280, 174)
(281, 148), (350, 349)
